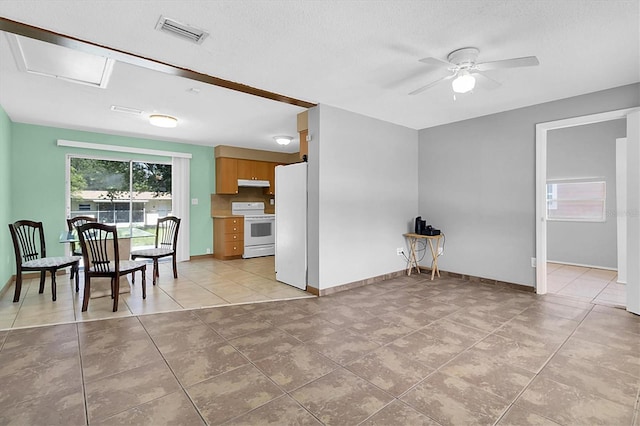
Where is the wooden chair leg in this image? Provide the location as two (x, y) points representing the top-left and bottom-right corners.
(142, 268), (146, 299)
(152, 259), (159, 285)
(13, 270), (22, 303)
(74, 264), (79, 292)
(172, 255), (178, 279)
(82, 277), (91, 311)
(112, 276), (119, 312)
(51, 270), (57, 302)
(38, 271), (46, 293)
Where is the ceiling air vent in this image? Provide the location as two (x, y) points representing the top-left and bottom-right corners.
(155, 16), (209, 44)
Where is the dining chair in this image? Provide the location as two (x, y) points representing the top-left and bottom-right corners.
(77, 222), (147, 312)
(66, 215), (97, 280)
(131, 216), (181, 285)
(8, 220), (81, 303)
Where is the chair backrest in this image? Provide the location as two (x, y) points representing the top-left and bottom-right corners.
(8, 220), (46, 265)
(156, 216), (181, 250)
(77, 223), (119, 273)
(67, 216), (97, 232)
(67, 216), (97, 254)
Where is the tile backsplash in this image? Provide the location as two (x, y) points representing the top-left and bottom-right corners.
(211, 187), (275, 216)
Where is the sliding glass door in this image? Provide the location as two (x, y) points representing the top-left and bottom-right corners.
(67, 156), (172, 249)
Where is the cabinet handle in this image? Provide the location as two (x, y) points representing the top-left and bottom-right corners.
(233, 227), (237, 231)
(233, 235), (237, 239)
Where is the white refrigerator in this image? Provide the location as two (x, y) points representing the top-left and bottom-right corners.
(275, 162), (307, 290)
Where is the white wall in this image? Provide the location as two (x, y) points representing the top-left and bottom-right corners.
(307, 104), (419, 291)
(418, 83), (640, 287)
(626, 111), (640, 315)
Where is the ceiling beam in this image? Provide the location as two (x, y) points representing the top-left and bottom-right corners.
(0, 16), (317, 109)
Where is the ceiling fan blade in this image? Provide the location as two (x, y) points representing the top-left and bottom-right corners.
(408, 74), (454, 95)
(472, 72), (502, 90)
(418, 56), (454, 68)
(475, 56), (539, 71)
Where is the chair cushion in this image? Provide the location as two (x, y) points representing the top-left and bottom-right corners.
(23, 256), (81, 268)
(88, 260), (146, 273)
(130, 248), (174, 258)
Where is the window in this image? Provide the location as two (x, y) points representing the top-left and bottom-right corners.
(546, 180), (606, 222)
(68, 156), (172, 248)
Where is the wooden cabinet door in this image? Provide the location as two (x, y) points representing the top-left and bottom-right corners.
(216, 157), (238, 194)
(299, 129), (308, 160)
(264, 162), (279, 195)
(237, 159), (254, 180)
(254, 161), (270, 181)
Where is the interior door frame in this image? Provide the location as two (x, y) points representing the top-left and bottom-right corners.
(535, 107), (637, 295)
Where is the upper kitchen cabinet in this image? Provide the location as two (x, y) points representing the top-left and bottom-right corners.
(216, 157), (238, 194)
(237, 159), (270, 181)
(265, 162), (281, 196)
(213, 145), (300, 195)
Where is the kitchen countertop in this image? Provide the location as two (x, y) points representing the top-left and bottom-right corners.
(212, 214), (243, 219)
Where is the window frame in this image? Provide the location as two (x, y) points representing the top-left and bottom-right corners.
(546, 178), (606, 223)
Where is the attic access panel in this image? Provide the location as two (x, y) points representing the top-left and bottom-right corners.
(7, 33), (114, 88)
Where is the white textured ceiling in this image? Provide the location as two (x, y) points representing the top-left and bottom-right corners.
(0, 1), (638, 153)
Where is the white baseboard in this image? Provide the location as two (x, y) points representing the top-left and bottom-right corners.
(547, 260), (617, 271)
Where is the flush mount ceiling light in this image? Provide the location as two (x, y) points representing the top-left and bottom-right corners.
(274, 136), (293, 146)
(451, 70), (476, 94)
(149, 114), (178, 128)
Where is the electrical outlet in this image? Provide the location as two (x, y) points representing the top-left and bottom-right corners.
(206, 248), (211, 254)
(531, 257), (536, 267)
(396, 248), (404, 256)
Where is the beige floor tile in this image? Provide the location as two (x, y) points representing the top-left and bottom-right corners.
(515, 375), (634, 425)
(546, 263), (626, 307)
(497, 405), (561, 425)
(2, 258), (639, 425)
(401, 372), (510, 426)
(347, 346), (434, 397)
(13, 308), (77, 328)
(85, 360), (181, 423)
(93, 390), (205, 425)
(290, 368), (393, 425)
(186, 364), (284, 425)
(225, 395), (322, 426)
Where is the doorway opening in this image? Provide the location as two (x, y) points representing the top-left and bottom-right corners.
(535, 107), (636, 310)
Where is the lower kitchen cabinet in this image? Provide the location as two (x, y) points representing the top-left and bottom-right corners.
(213, 217), (244, 260)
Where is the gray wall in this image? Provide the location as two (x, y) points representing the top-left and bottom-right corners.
(308, 104), (419, 291)
(547, 119), (626, 268)
(418, 83), (639, 287)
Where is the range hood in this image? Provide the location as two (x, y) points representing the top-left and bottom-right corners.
(237, 179), (270, 188)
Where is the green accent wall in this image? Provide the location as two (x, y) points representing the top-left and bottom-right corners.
(9, 123), (215, 263)
(0, 106), (12, 288)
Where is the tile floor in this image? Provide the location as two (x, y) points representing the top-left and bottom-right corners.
(0, 269), (638, 425)
(0, 256), (311, 330)
(547, 263), (625, 307)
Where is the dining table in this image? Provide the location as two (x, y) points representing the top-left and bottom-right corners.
(59, 226), (154, 299)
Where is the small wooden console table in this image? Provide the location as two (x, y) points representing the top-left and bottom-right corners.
(403, 233), (443, 280)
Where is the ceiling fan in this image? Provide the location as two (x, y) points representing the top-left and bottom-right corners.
(409, 47), (539, 96)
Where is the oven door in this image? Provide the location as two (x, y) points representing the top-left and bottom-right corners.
(244, 216), (275, 247)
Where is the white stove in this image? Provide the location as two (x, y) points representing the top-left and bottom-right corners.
(231, 202), (275, 258)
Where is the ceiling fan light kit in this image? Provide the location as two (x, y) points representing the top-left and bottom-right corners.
(410, 46), (539, 96)
(149, 114), (178, 128)
(451, 70), (476, 94)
